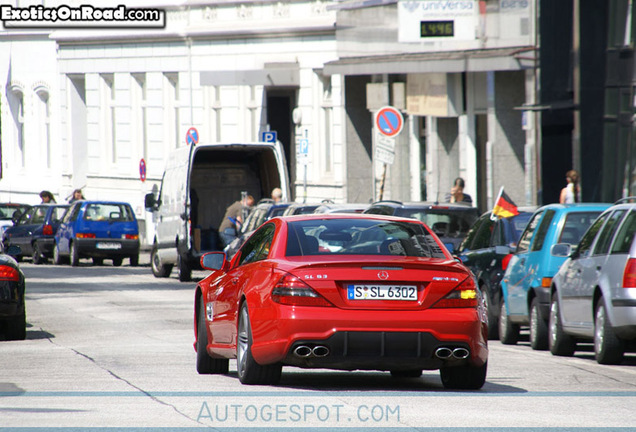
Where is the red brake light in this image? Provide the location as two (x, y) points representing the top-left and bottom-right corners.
(42, 224), (53, 236)
(623, 258), (636, 288)
(125, 234), (138, 240)
(271, 274), (333, 307)
(432, 277), (478, 308)
(501, 254), (513, 271)
(76, 233), (96, 239)
(0, 265), (19, 281)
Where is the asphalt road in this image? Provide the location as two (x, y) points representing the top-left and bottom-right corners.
(1, 256), (635, 431)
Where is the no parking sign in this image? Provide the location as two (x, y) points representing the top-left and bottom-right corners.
(375, 106), (404, 138)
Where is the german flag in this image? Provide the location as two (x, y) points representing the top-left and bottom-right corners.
(492, 187), (520, 219)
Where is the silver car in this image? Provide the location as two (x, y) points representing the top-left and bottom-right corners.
(550, 199), (636, 364)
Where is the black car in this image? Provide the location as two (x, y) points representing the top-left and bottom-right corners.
(3, 204), (70, 264)
(363, 201), (480, 252)
(0, 245), (26, 340)
(457, 209), (535, 339)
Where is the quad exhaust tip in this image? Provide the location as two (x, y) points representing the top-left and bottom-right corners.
(293, 345), (330, 358)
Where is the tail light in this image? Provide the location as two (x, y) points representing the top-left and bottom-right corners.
(0, 265), (20, 281)
(432, 277), (478, 308)
(42, 224), (53, 236)
(124, 234), (138, 240)
(622, 258), (636, 288)
(501, 253), (513, 271)
(271, 273), (333, 307)
(76, 233), (96, 239)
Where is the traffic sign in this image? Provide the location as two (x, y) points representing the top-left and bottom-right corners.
(261, 131), (277, 143)
(139, 158), (147, 182)
(298, 138), (309, 165)
(186, 127), (199, 146)
(375, 106), (404, 137)
(375, 133), (396, 165)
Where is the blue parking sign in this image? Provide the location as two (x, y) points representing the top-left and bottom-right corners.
(261, 131), (277, 143)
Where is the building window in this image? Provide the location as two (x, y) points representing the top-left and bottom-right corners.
(8, 86), (25, 167)
(101, 74), (116, 163)
(35, 88), (51, 169)
(320, 73), (333, 173)
(132, 73), (148, 161)
(205, 85), (222, 142)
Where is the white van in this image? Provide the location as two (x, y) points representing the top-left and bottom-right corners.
(145, 142), (289, 281)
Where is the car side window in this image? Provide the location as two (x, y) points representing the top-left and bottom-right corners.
(472, 217), (494, 249)
(458, 216), (484, 251)
(610, 210), (636, 254)
(62, 203), (81, 223)
(517, 211), (543, 253)
(18, 207), (36, 225)
(593, 210), (625, 255)
(239, 223), (275, 266)
(531, 210), (555, 252)
(32, 207), (47, 224)
(576, 213), (609, 257)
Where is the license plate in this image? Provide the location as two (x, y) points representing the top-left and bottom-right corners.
(96, 242), (121, 250)
(347, 284), (417, 301)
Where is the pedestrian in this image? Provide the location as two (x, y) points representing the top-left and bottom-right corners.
(444, 178), (472, 205)
(271, 187), (283, 203)
(218, 194), (255, 248)
(68, 189), (85, 203)
(39, 190), (56, 204)
(560, 169), (581, 203)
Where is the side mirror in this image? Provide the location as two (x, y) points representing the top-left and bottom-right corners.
(494, 245), (511, 256)
(200, 252), (226, 271)
(144, 193), (157, 211)
(551, 243), (572, 257)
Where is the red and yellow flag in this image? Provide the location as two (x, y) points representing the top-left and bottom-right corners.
(492, 187), (520, 219)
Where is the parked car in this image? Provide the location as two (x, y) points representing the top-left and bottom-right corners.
(2, 204), (69, 264)
(0, 203), (30, 240)
(313, 203), (370, 214)
(0, 245), (26, 340)
(54, 201), (140, 267)
(457, 208), (536, 339)
(282, 203), (321, 216)
(363, 201), (480, 253)
(224, 200), (291, 259)
(549, 199), (636, 364)
(499, 203), (611, 350)
(194, 214), (488, 389)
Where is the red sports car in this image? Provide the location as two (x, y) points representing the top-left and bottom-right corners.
(194, 214), (488, 389)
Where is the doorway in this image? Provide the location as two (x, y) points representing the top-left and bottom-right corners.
(266, 90), (296, 199)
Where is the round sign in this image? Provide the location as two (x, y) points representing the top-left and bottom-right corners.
(139, 158), (147, 182)
(375, 106), (404, 138)
(186, 127), (199, 146)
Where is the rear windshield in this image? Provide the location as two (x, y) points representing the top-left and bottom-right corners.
(286, 219), (447, 258)
(394, 208), (479, 238)
(83, 203), (135, 222)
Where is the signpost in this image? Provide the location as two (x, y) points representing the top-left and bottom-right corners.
(373, 106), (404, 200)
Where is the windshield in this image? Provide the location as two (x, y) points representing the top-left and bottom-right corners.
(286, 218), (447, 258)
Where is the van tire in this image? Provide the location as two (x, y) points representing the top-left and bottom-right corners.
(151, 245), (172, 278)
(178, 255), (192, 282)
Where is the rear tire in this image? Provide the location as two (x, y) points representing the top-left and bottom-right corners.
(498, 300), (519, 345)
(53, 243), (65, 265)
(483, 286), (499, 340)
(150, 245), (172, 278)
(4, 312), (26, 341)
(178, 255), (192, 282)
(594, 301), (624, 365)
(548, 292), (576, 356)
(529, 297), (548, 350)
(440, 361), (487, 390)
(196, 300), (229, 374)
(237, 303), (282, 385)
(32, 241), (44, 265)
(70, 242), (80, 267)
(129, 254), (139, 267)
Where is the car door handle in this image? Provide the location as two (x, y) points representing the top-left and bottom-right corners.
(232, 278), (238, 285)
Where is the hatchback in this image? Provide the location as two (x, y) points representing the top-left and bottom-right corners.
(3, 204), (69, 264)
(549, 199), (636, 364)
(54, 201), (140, 266)
(499, 203), (610, 349)
(363, 201), (480, 253)
(457, 208), (535, 338)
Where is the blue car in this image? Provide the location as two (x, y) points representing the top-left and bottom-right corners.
(499, 203), (611, 349)
(54, 201), (140, 267)
(2, 204), (69, 264)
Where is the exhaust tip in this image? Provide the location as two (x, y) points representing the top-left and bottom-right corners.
(293, 345), (312, 358)
(452, 348), (470, 359)
(435, 347), (453, 359)
(312, 346), (330, 357)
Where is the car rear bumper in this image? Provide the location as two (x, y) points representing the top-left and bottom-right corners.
(611, 299), (636, 339)
(75, 238), (139, 258)
(249, 305), (488, 370)
(0, 301), (24, 317)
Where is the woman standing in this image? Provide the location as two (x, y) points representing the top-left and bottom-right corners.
(559, 170), (581, 203)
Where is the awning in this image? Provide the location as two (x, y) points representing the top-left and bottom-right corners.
(323, 46), (536, 76)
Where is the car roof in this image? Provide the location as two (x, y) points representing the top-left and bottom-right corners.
(273, 213), (428, 224)
(366, 200), (477, 210)
(533, 203), (612, 213)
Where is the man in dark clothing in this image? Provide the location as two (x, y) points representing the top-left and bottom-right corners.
(218, 194), (255, 247)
